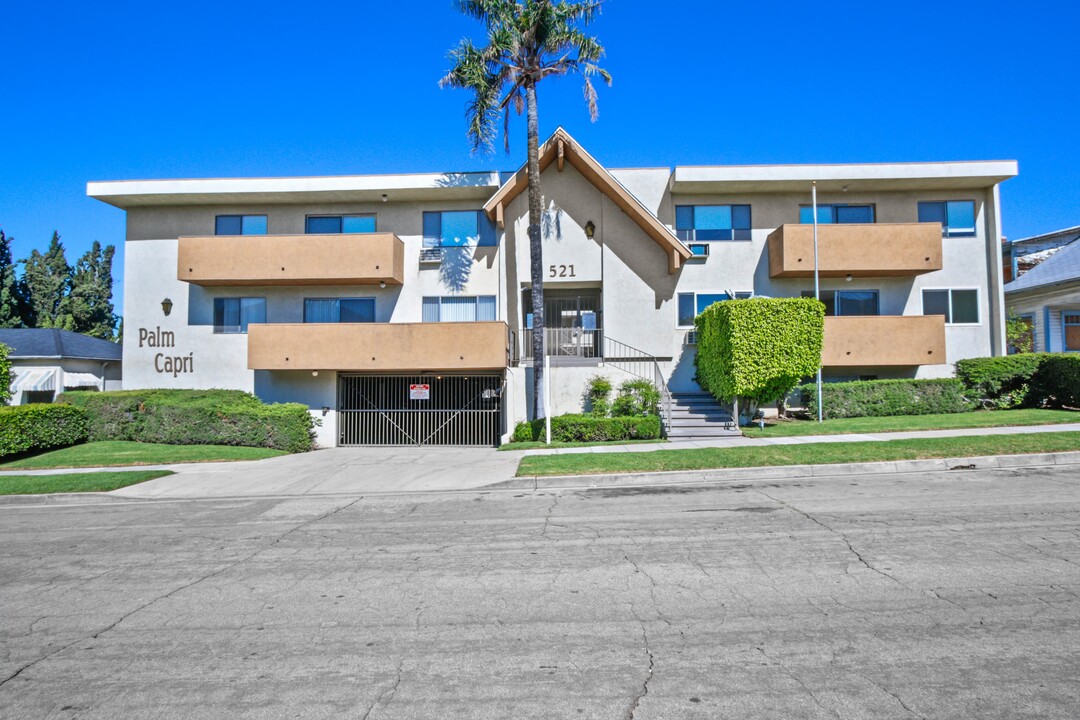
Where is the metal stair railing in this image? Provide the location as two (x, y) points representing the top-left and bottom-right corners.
(602, 335), (672, 437)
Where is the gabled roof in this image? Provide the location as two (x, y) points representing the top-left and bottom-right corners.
(0, 329), (122, 361)
(483, 127), (691, 273)
(1004, 235), (1080, 294)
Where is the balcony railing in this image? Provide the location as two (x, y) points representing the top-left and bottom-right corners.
(767, 223), (943, 278)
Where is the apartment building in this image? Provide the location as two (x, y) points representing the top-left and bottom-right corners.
(88, 128), (1016, 447)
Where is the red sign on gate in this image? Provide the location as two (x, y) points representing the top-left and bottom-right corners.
(409, 384), (430, 401)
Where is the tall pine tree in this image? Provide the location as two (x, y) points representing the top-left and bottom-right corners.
(0, 230), (28, 328)
(70, 241), (117, 339)
(21, 232), (74, 330)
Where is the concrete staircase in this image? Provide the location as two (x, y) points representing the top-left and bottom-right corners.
(666, 393), (740, 441)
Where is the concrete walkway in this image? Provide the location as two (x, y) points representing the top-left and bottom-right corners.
(512, 421), (1080, 456)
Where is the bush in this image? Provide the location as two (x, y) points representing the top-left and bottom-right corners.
(955, 354), (1048, 408)
(0, 404), (89, 458)
(611, 379), (661, 417)
(511, 414), (662, 443)
(57, 389), (316, 453)
(695, 297), (823, 413)
(583, 375), (613, 417)
(801, 378), (974, 419)
(0, 343), (11, 406)
(1031, 354), (1080, 408)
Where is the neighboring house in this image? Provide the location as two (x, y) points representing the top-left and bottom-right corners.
(1, 329), (123, 405)
(1002, 225), (1080, 282)
(88, 127), (1016, 447)
(1004, 233), (1080, 353)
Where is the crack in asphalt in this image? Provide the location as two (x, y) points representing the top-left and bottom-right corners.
(756, 644), (839, 719)
(540, 493), (560, 540)
(0, 497), (362, 692)
(359, 660), (404, 720)
(853, 670), (928, 719)
(625, 607), (654, 720)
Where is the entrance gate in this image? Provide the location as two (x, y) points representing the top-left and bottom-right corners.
(338, 374), (502, 447)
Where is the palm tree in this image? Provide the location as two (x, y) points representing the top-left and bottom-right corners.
(440, 0), (610, 419)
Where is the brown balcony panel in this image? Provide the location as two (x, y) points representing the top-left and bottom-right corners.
(767, 223), (943, 278)
(177, 233), (405, 286)
(822, 315), (946, 367)
(248, 322), (509, 372)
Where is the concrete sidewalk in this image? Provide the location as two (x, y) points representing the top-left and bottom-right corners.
(511, 421), (1080, 456)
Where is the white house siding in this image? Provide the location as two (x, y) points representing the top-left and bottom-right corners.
(1006, 283), (1080, 353)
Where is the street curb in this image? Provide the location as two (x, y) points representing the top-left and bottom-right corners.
(0, 492), (138, 506)
(492, 450), (1080, 491)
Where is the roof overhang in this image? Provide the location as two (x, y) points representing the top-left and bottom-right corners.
(87, 172), (503, 209)
(672, 161), (1018, 194)
(484, 128), (691, 273)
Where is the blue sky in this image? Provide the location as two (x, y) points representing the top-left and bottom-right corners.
(1, 0), (1077, 312)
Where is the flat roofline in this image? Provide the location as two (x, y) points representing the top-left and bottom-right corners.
(675, 160), (1017, 181)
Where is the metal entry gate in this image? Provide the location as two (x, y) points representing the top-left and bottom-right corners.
(339, 374), (502, 447)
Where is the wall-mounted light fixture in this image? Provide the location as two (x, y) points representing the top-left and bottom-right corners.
(381, 193), (388, 203)
(161, 298), (173, 316)
(845, 274), (853, 282)
(379, 281), (387, 289)
(584, 220), (596, 239)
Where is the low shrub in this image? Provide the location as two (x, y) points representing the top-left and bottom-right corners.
(511, 414), (662, 443)
(800, 378), (974, 420)
(1031, 354), (1080, 408)
(0, 404), (89, 458)
(583, 375), (613, 417)
(611, 379), (662, 417)
(58, 389), (316, 453)
(955, 354), (1048, 408)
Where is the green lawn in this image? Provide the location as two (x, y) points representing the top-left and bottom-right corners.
(0, 441), (287, 470)
(516, 431), (1080, 477)
(0, 470), (175, 495)
(746, 408), (1078, 438)
(500, 438), (666, 451)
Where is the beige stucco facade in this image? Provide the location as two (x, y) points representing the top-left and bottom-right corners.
(90, 130), (1016, 445)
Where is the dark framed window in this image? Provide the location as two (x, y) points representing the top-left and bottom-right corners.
(215, 215), (267, 235)
(213, 297), (266, 333)
(1063, 312), (1080, 351)
(305, 215), (376, 234)
(303, 298), (376, 323)
(677, 292), (735, 327)
(423, 210), (496, 247)
(802, 290), (880, 316)
(918, 201), (976, 237)
(422, 296), (497, 322)
(675, 205), (752, 241)
(922, 289), (979, 324)
(799, 204), (875, 224)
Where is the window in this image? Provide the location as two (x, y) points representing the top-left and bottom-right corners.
(215, 215), (267, 235)
(922, 289), (979, 324)
(802, 290), (880, 316)
(918, 201), (976, 237)
(675, 205), (751, 241)
(23, 390), (54, 404)
(303, 298), (376, 323)
(423, 210), (496, 247)
(799, 204), (875, 224)
(677, 292), (733, 327)
(213, 297), (266, 333)
(1064, 313), (1080, 352)
(305, 215), (376, 234)
(422, 296), (497, 322)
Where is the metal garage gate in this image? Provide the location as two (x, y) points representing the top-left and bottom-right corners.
(339, 375), (503, 447)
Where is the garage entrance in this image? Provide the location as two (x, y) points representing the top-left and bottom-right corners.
(338, 374), (503, 447)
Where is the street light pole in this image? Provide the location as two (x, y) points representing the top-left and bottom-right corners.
(813, 181), (824, 423)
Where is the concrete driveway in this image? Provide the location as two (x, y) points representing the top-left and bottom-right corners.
(109, 446), (522, 499)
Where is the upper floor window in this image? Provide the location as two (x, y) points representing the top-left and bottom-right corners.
(802, 290), (879, 316)
(922, 288), (978, 324)
(303, 298), (375, 323)
(423, 210), (496, 247)
(918, 201), (976, 237)
(215, 215), (267, 236)
(677, 292), (747, 327)
(675, 205), (751, 242)
(213, 297), (266, 333)
(305, 215), (376, 234)
(799, 204), (875, 224)
(422, 296), (497, 322)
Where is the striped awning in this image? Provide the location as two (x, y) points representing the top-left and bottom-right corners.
(10, 369), (57, 393)
(62, 372), (101, 388)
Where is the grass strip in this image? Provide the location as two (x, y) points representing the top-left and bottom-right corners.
(749, 408), (1078, 438)
(499, 438), (666, 451)
(516, 431), (1080, 477)
(0, 441), (287, 470)
(0, 470), (174, 495)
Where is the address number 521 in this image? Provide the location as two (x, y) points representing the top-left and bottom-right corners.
(548, 264), (576, 278)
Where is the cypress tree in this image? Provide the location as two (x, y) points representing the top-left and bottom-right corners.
(21, 232), (74, 330)
(70, 241), (118, 339)
(0, 230), (27, 328)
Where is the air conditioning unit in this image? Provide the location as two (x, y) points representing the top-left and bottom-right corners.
(684, 330), (699, 345)
(419, 248), (444, 264)
(688, 243), (710, 260)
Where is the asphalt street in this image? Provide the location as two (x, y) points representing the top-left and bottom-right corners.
(1, 465), (1077, 719)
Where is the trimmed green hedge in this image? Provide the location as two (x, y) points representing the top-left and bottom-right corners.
(956, 353), (1080, 409)
(58, 389), (316, 453)
(0, 404), (89, 458)
(801, 378), (974, 420)
(695, 297), (823, 405)
(1031, 354), (1080, 408)
(512, 414), (662, 443)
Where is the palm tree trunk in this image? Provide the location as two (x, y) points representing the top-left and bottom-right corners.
(525, 80), (545, 420)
